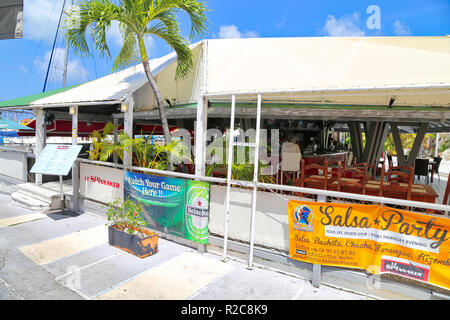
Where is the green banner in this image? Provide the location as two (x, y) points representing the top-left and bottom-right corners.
(124, 171), (210, 244)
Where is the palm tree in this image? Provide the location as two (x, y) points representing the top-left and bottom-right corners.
(64, 0), (208, 145)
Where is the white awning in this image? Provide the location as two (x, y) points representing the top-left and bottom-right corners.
(30, 51), (179, 108)
(203, 36), (450, 107)
(27, 36), (450, 109)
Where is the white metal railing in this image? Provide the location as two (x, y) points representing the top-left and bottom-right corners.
(78, 156), (449, 291)
(77, 158), (450, 216)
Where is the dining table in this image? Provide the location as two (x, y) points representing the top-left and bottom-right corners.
(365, 180), (438, 213)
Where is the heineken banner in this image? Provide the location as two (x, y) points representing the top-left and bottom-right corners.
(124, 171), (210, 244)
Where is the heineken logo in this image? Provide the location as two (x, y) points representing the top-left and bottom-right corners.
(185, 186), (210, 243)
(186, 205), (209, 217)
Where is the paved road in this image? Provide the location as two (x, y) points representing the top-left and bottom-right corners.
(0, 192), (368, 301)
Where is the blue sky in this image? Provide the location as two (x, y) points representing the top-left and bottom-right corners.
(0, 0), (448, 105)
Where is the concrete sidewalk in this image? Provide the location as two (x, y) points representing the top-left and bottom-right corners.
(0, 192), (369, 301)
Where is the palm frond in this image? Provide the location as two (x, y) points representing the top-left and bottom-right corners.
(146, 23), (192, 78)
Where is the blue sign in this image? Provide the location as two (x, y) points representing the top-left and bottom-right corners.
(30, 144), (82, 176)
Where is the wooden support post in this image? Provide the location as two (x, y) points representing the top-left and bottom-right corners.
(407, 123), (428, 167)
(362, 122), (377, 163)
(390, 123), (406, 167)
(349, 122), (363, 162)
(71, 106), (79, 213)
(374, 123), (389, 169)
(194, 96), (208, 177)
(435, 133), (440, 157)
(33, 108), (45, 185)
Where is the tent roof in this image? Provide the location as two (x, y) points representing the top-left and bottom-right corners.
(2, 37), (449, 111)
(26, 41), (204, 108)
(203, 36), (450, 107)
(28, 52), (178, 108)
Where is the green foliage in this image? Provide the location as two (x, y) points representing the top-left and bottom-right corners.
(87, 121), (117, 161)
(439, 134), (450, 153)
(110, 131), (191, 170)
(105, 197), (148, 236)
(64, 0), (208, 78)
(205, 134), (275, 183)
(96, 126), (191, 171)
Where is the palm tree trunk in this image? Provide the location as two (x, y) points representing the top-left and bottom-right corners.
(142, 59), (171, 146)
(142, 58), (173, 170)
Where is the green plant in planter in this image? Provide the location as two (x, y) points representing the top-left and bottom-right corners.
(105, 197), (148, 237)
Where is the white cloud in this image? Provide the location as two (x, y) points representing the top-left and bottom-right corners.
(393, 20), (412, 36)
(106, 21), (154, 52)
(106, 21), (124, 47)
(23, 0), (65, 43)
(19, 66), (28, 74)
(275, 16), (287, 30)
(33, 47), (89, 83)
(322, 13), (365, 37)
(218, 25), (259, 39)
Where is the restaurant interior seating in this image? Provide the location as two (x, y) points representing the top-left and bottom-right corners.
(338, 165), (368, 200)
(443, 176), (450, 205)
(387, 165), (414, 183)
(290, 152), (440, 210)
(294, 159), (328, 198)
(346, 152), (354, 167)
(414, 158), (430, 184)
(366, 163), (386, 197)
(384, 165), (414, 209)
(432, 156), (442, 182)
(327, 161), (342, 192)
(386, 154), (393, 171)
(280, 151), (301, 185)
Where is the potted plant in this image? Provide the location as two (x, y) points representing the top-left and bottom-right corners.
(105, 197), (158, 258)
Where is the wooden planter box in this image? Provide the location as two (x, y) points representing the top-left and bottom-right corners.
(108, 224), (158, 258)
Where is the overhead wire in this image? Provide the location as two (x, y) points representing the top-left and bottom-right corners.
(19, 0), (60, 96)
(43, 0), (67, 92)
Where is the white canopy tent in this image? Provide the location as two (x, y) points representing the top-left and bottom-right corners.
(203, 36), (450, 106)
(20, 36), (449, 113)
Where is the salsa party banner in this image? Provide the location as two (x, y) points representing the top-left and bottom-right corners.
(288, 200), (450, 290)
(124, 171), (210, 244)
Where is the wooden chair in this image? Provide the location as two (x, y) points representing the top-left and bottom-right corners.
(431, 156), (442, 182)
(327, 161), (342, 192)
(333, 164), (368, 203)
(366, 162), (377, 180)
(295, 159), (328, 198)
(351, 162), (370, 178)
(366, 163), (385, 197)
(442, 176), (450, 205)
(339, 164), (368, 195)
(414, 158), (430, 184)
(387, 154), (393, 171)
(387, 165), (414, 184)
(383, 165), (414, 209)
